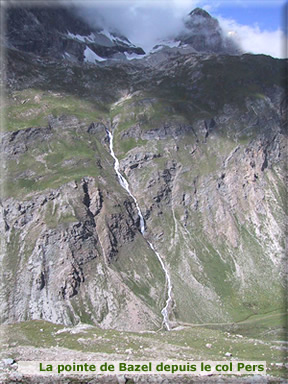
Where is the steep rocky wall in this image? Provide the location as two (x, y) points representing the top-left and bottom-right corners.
(0, 117), (166, 331)
(112, 85), (286, 324)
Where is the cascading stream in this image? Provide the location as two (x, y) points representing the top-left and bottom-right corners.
(106, 129), (145, 234)
(146, 240), (172, 331)
(106, 128), (172, 331)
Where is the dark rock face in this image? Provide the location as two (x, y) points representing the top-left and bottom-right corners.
(1, 125), (53, 158)
(189, 7), (212, 18)
(5, 5), (145, 62)
(178, 7), (240, 54)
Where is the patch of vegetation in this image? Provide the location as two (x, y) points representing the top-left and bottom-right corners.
(117, 137), (148, 159)
(4, 128), (107, 199)
(114, 236), (166, 312)
(1, 310), (287, 378)
(4, 89), (106, 132)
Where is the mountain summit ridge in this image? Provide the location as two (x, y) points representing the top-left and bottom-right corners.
(189, 7), (213, 18)
(6, 5), (241, 63)
(178, 7), (240, 54)
(6, 4), (145, 63)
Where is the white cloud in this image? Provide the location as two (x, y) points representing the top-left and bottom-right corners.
(71, 0), (202, 51)
(218, 16), (286, 58)
(67, 0), (286, 58)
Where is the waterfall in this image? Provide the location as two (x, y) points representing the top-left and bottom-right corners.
(106, 130), (145, 234)
(106, 128), (172, 331)
(146, 240), (172, 331)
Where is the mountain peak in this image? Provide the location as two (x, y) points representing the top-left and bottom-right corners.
(178, 7), (240, 55)
(188, 7), (212, 19)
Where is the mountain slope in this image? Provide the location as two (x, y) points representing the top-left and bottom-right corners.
(1, 5), (287, 333)
(110, 54), (287, 324)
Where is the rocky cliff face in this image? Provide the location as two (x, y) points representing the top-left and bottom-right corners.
(1, 4), (287, 331)
(114, 85), (286, 323)
(1, 115), (167, 331)
(5, 4), (145, 62)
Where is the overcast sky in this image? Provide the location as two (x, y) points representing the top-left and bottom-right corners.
(69, 0), (287, 58)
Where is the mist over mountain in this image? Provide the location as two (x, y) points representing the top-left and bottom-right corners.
(178, 8), (240, 54)
(5, 2), (241, 64)
(70, 1), (241, 54)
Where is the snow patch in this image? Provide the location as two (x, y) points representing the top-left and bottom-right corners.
(86, 33), (96, 43)
(124, 52), (146, 61)
(67, 32), (87, 43)
(99, 29), (114, 41)
(84, 46), (106, 63)
(99, 29), (136, 47)
(67, 32), (101, 44)
(161, 39), (181, 48)
(67, 30), (137, 53)
(150, 39), (181, 53)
